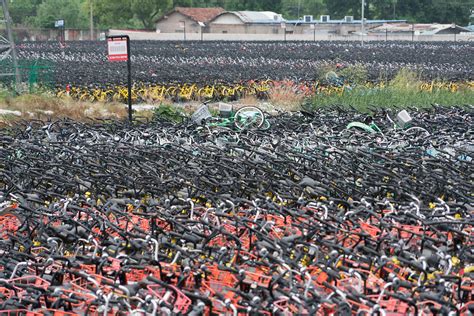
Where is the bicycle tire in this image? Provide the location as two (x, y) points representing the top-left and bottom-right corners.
(260, 118), (271, 131)
(234, 106), (264, 130)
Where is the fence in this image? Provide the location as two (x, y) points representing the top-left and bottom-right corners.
(0, 59), (54, 92)
(0, 28), (107, 42)
(110, 29), (474, 42)
(1, 28), (471, 42)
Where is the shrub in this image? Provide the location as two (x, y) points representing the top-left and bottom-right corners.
(338, 64), (368, 85)
(389, 68), (422, 92)
(152, 103), (185, 122)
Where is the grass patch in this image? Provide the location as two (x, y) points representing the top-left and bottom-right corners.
(311, 68), (474, 112)
(312, 88), (474, 112)
(269, 82), (306, 111)
(0, 93), (127, 125)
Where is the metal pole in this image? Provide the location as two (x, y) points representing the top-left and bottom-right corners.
(90, 0), (94, 40)
(361, 0), (365, 46)
(183, 21), (186, 41)
(201, 26), (203, 41)
(412, 23), (414, 42)
(1, 0), (21, 91)
(126, 36), (132, 123)
(314, 27), (316, 42)
(386, 28), (388, 41)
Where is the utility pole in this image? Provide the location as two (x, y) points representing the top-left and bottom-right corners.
(1, 0), (21, 92)
(361, 0), (365, 46)
(392, 0), (397, 19)
(297, 0), (301, 19)
(90, 0), (94, 40)
(180, 20), (186, 41)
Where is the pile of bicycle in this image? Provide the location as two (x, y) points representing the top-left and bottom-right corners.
(0, 105), (473, 315)
(11, 41), (474, 103)
(54, 79), (474, 104)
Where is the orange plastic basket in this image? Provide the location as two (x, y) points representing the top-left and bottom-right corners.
(39, 310), (80, 316)
(0, 213), (23, 240)
(0, 310), (43, 316)
(147, 284), (191, 314)
(8, 276), (50, 291)
(70, 274), (115, 294)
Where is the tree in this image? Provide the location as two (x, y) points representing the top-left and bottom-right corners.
(131, 0), (172, 29)
(8, 0), (42, 26)
(282, 0), (326, 19)
(324, 0), (360, 19)
(93, 0), (134, 29)
(4, 0), (473, 30)
(34, 0), (88, 28)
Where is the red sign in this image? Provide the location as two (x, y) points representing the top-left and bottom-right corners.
(107, 38), (128, 62)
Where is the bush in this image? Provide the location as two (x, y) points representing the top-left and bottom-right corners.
(152, 104), (185, 122)
(389, 68), (422, 92)
(338, 64), (368, 85)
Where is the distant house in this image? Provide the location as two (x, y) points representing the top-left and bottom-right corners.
(370, 23), (471, 35)
(209, 11), (286, 34)
(285, 15), (407, 35)
(155, 7), (225, 33)
(209, 13), (406, 35)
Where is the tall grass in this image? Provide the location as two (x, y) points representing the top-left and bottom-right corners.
(311, 68), (474, 112)
(0, 93), (127, 125)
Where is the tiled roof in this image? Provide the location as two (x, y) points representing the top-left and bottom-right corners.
(174, 7), (225, 23)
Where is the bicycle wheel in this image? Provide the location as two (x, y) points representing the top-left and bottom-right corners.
(260, 118), (271, 130)
(325, 71), (339, 82)
(0, 208), (24, 241)
(234, 106), (264, 130)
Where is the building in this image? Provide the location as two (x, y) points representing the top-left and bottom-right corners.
(155, 7), (224, 33)
(210, 13), (406, 35)
(285, 15), (407, 36)
(369, 23), (471, 35)
(209, 11), (285, 34)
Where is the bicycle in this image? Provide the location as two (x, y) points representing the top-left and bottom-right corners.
(191, 101), (269, 131)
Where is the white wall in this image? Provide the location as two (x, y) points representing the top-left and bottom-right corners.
(156, 12), (201, 33)
(109, 29), (474, 42)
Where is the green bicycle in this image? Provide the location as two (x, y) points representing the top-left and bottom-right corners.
(192, 101), (269, 131)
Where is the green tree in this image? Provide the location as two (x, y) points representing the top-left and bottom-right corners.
(282, 0), (326, 19)
(323, 0), (360, 19)
(8, 0), (42, 26)
(131, 0), (172, 29)
(34, 0), (88, 28)
(94, 0), (173, 29)
(4, 0), (472, 29)
(93, 0), (134, 29)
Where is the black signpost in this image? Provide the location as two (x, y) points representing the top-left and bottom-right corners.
(107, 35), (132, 122)
(55, 19), (65, 47)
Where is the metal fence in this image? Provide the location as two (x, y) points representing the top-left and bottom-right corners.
(0, 59), (54, 92)
(0, 28), (107, 42)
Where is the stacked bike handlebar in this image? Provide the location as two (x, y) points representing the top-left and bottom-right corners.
(0, 106), (472, 315)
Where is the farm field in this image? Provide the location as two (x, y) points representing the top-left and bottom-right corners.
(0, 40), (473, 315)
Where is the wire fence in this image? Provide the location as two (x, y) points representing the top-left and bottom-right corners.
(0, 59), (55, 92)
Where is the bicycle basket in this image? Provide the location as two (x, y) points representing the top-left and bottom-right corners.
(191, 105), (212, 124)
